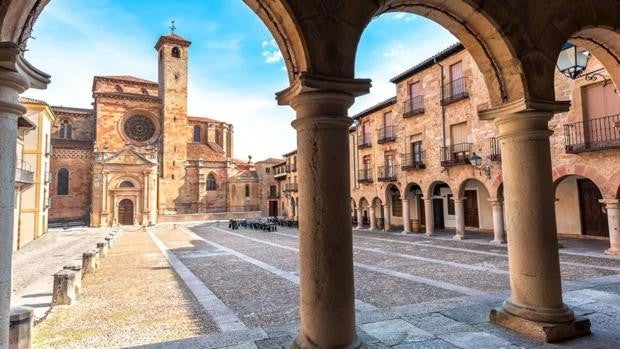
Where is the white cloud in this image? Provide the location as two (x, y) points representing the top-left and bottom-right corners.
(391, 13), (417, 21)
(261, 39), (283, 64)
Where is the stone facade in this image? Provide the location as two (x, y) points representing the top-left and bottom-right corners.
(349, 44), (620, 244)
(270, 150), (298, 219)
(47, 33), (262, 227)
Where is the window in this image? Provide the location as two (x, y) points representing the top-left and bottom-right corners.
(59, 120), (72, 139)
(583, 82), (620, 119)
(215, 128), (221, 145)
(172, 46), (181, 58)
(450, 122), (468, 145)
(57, 168), (69, 195)
(383, 112), (393, 138)
(411, 134), (423, 162)
(270, 185), (277, 197)
(265, 168), (270, 174)
(245, 184), (250, 197)
(193, 126), (201, 143)
(409, 81), (421, 97)
(449, 61), (463, 82)
(206, 173), (216, 191)
(390, 187), (402, 217)
(119, 181), (134, 188)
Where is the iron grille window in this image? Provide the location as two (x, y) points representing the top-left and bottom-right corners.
(57, 168), (69, 195)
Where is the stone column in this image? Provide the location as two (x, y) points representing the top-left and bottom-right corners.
(402, 198), (411, 234)
(383, 204), (390, 232)
(279, 75), (370, 349)
(454, 198), (465, 240)
(482, 102), (588, 341)
(101, 172), (109, 226)
(0, 44), (49, 348)
(424, 198), (434, 236)
(600, 199), (619, 255)
(369, 205), (377, 231)
(142, 171), (149, 225)
(356, 207), (363, 230)
(489, 198), (506, 244)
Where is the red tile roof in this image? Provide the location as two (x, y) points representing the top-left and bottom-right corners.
(19, 96), (48, 105)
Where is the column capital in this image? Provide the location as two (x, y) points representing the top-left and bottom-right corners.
(599, 199), (619, 208)
(488, 198), (503, 206)
(478, 97), (570, 120)
(276, 73), (371, 106)
(453, 197), (465, 204)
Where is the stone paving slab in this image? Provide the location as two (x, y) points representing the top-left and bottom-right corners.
(360, 319), (435, 346)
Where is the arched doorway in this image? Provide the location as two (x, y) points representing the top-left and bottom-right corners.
(386, 184), (402, 230)
(458, 179), (493, 230)
(555, 176), (608, 237)
(118, 199), (134, 226)
(405, 183), (425, 231)
(428, 181), (453, 230)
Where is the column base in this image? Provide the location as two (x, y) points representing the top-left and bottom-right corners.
(453, 234), (466, 240)
(292, 335), (363, 349)
(490, 308), (590, 343)
(604, 248), (619, 256)
(490, 239), (506, 245)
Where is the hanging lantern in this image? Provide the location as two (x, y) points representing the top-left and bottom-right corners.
(556, 43), (590, 79)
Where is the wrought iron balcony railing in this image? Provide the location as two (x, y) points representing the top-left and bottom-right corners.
(377, 126), (396, 144)
(377, 165), (397, 182)
(441, 77), (469, 105)
(440, 143), (472, 167)
(274, 165), (287, 177)
(564, 114), (620, 153)
(403, 95), (424, 117)
(15, 161), (34, 184)
(358, 169), (373, 183)
(401, 152), (426, 170)
(358, 133), (372, 148)
(284, 183), (298, 192)
(489, 137), (501, 161)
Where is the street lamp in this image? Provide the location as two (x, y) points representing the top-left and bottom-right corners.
(469, 152), (491, 179)
(468, 152), (482, 167)
(556, 43), (590, 79)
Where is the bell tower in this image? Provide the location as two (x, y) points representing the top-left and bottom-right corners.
(155, 30), (191, 214)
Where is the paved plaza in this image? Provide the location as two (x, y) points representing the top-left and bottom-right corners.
(34, 223), (620, 348)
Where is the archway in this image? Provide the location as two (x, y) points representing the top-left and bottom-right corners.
(555, 175), (609, 238)
(457, 179), (493, 231)
(358, 197), (370, 228)
(404, 182), (424, 232)
(118, 199), (134, 226)
(427, 181), (453, 230)
(371, 197), (384, 230)
(385, 184), (402, 231)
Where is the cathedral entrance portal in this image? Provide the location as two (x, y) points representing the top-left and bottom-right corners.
(118, 199), (134, 225)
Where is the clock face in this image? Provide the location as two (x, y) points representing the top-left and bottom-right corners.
(123, 115), (156, 142)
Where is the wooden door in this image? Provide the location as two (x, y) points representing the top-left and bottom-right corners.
(464, 190), (479, 228)
(578, 179), (609, 237)
(269, 201), (278, 217)
(419, 196), (426, 225)
(433, 198), (444, 229)
(118, 199), (134, 226)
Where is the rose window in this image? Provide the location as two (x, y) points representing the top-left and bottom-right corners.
(123, 115), (155, 142)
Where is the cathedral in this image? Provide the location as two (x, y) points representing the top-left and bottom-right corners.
(48, 33), (262, 227)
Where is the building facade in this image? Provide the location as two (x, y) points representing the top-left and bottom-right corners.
(48, 33), (261, 227)
(272, 150), (298, 219)
(349, 43), (620, 254)
(13, 114), (36, 251)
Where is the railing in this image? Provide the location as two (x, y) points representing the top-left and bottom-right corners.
(274, 165), (287, 176)
(440, 143), (472, 167)
(489, 137), (501, 161)
(358, 169), (373, 183)
(441, 77), (469, 105)
(15, 161), (34, 184)
(564, 114), (620, 153)
(401, 152), (426, 170)
(290, 163), (297, 172)
(284, 183), (298, 192)
(377, 126), (396, 144)
(285, 164), (291, 173)
(403, 95), (424, 117)
(377, 165), (397, 181)
(357, 133), (372, 148)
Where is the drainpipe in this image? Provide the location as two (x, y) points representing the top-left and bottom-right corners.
(434, 57), (446, 149)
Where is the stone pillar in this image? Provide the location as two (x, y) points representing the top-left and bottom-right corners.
(9, 306), (32, 349)
(279, 75), (370, 349)
(600, 199), (619, 255)
(369, 205), (377, 231)
(383, 204), (390, 232)
(489, 198), (506, 244)
(82, 251), (98, 274)
(52, 270), (77, 305)
(96, 241), (108, 258)
(356, 207), (363, 230)
(402, 198), (411, 234)
(482, 103), (589, 342)
(142, 171), (149, 225)
(101, 172), (109, 226)
(0, 44), (40, 348)
(454, 198), (465, 240)
(424, 198), (434, 236)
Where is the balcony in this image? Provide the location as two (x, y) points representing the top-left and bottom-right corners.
(403, 95), (424, 117)
(284, 183), (298, 192)
(44, 171), (51, 183)
(358, 169), (373, 184)
(441, 77), (469, 105)
(564, 114), (620, 153)
(357, 133), (372, 149)
(15, 161), (34, 184)
(377, 165), (397, 182)
(274, 164), (287, 178)
(489, 137), (501, 161)
(377, 126), (396, 144)
(401, 152), (426, 170)
(440, 143), (472, 167)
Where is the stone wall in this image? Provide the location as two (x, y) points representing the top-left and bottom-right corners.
(49, 148), (92, 223)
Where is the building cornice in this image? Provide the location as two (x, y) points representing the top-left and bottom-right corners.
(93, 92), (161, 103)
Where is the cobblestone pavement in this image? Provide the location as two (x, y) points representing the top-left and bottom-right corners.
(11, 227), (109, 320)
(34, 223), (620, 348)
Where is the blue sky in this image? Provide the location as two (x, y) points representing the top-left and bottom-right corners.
(23, 1), (456, 160)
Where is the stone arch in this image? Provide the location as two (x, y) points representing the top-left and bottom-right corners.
(371, 197), (383, 208)
(552, 164), (615, 198)
(554, 174), (609, 238)
(427, 180), (452, 199)
(456, 178), (492, 198)
(404, 182), (424, 199)
(369, 0), (529, 106)
(206, 172), (217, 191)
(359, 197), (369, 209)
(456, 178), (493, 230)
(109, 175), (142, 190)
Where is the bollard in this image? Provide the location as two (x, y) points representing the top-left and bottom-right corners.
(97, 241), (108, 258)
(9, 306), (33, 349)
(63, 264), (82, 293)
(82, 250), (98, 274)
(52, 270), (77, 305)
(105, 236), (113, 249)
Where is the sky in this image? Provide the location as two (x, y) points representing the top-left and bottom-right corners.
(23, 1), (456, 160)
